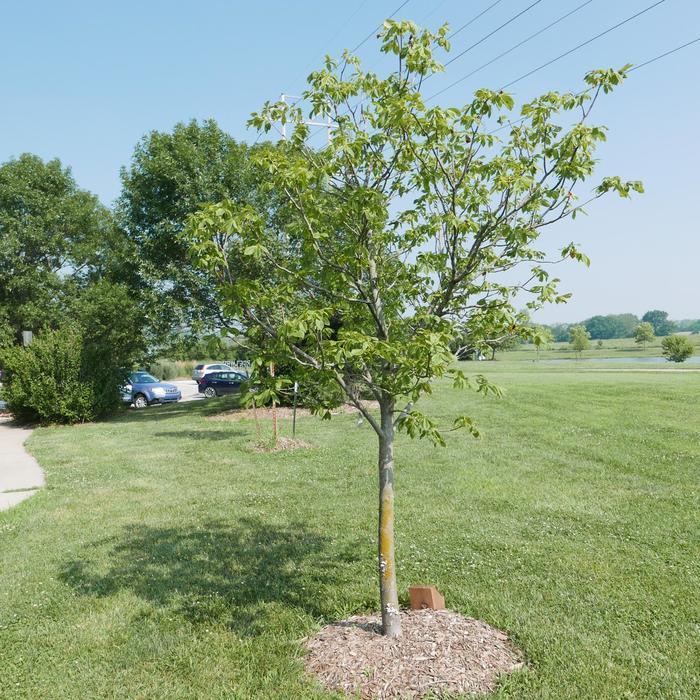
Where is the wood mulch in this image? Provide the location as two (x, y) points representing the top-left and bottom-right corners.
(303, 609), (524, 699)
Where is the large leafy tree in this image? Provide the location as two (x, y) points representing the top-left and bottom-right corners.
(117, 119), (279, 336)
(584, 313), (639, 339)
(0, 154), (114, 339)
(642, 309), (675, 336)
(186, 20), (641, 637)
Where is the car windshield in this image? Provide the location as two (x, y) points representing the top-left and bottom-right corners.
(194, 364), (204, 370)
(130, 372), (159, 384)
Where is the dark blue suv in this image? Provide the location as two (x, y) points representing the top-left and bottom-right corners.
(197, 370), (247, 398)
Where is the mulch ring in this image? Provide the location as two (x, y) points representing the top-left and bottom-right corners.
(303, 609), (524, 699)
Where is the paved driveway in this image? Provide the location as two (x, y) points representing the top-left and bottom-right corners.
(173, 380), (202, 402)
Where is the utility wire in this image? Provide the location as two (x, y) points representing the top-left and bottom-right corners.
(628, 35), (700, 72)
(499, 0), (666, 90)
(349, 0), (412, 54)
(448, 0), (505, 40)
(294, 0), (372, 92)
(308, 0), (541, 140)
(444, 0), (544, 68)
(426, 0), (595, 102)
(489, 34), (699, 135)
(254, 0), (411, 145)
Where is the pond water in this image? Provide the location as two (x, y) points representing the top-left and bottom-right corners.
(541, 355), (700, 364)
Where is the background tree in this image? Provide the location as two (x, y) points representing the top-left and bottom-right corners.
(531, 326), (555, 361)
(117, 119), (280, 341)
(569, 325), (591, 357)
(584, 313), (638, 339)
(642, 309), (675, 336)
(548, 323), (572, 342)
(0, 154), (115, 340)
(633, 321), (655, 350)
(661, 335), (693, 363)
(186, 20), (641, 637)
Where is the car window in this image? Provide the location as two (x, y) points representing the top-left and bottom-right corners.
(194, 364), (204, 370)
(214, 364), (228, 370)
(131, 372), (158, 384)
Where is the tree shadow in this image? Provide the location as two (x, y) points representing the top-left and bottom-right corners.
(112, 395), (244, 425)
(152, 429), (247, 441)
(59, 517), (358, 636)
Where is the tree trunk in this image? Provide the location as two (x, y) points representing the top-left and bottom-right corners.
(378, 399), (401, 637)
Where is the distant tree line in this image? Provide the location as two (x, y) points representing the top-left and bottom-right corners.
(545, 309), (694, 342)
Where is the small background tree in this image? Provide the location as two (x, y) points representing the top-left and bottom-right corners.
(633, 321), (655, 350)
(661, 335), (693, 363)
(186, 20), (641, 637)
(569, 325), (591, 358)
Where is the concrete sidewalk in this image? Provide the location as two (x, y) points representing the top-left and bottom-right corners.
(0, 418), (44, 511)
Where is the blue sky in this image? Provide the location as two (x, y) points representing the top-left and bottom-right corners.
(1, 0), (698, 322)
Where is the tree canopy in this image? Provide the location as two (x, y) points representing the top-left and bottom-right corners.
(117, 119), (280, 336)
(187, 20), (641, 637)
(633, 321), (654, 348)
(569, 325), (591, 356)
(0, 154), (115, 339)
(642, 309), (675, 336)
(661, 335), (694, 363)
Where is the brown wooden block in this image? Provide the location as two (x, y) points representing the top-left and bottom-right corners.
(409, 585), (445, 610)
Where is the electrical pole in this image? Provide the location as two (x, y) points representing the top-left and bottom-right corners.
(280, 94), (333, 144)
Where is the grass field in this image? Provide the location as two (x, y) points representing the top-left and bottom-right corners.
(1, 364), (698, 698)
(502, 333), (700, 361)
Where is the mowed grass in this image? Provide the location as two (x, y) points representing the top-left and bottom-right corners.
(1, 366), (698, 699)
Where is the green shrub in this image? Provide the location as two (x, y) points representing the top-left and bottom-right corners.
(661, 335), (694, 363)
(1, 328), (107, 424)
(147, 360), (178, 381)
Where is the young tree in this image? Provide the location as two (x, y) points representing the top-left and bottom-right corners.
(533, 327), (555, 361)
(569, 325), (591, 357)
(186, 21), (641, 637)
(633, 321), (655, 350)
(661, 335), (693, 363)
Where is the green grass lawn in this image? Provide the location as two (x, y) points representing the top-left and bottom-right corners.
(1, 366), (698, 698)
(502, 333), (700, 361)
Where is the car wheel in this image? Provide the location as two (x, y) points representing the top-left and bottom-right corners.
(204, 386), (217, 398)
(133, 393), (149, 409)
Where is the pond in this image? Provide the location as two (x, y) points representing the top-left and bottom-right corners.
(541, 355), (700, 364)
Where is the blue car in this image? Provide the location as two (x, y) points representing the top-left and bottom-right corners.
(122, 371), (181, 409)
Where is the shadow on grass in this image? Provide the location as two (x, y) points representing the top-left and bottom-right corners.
(152, 429), (248, 441)
(59, 517), (358, 635)
(112, 395), (244, 424)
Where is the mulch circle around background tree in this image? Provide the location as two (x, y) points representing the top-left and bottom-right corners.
(303, 609), (524, 699)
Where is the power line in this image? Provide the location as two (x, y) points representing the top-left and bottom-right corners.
(255, 0), (411, 145)
(294, 0), (372, 92)
(444, 0), (544, 68)
(628, 35), (700, 72)
(499, 0), (666, 90)
(489, 35), (699, 135)
(426, 0), (595, 102)
(349, 0), (412, 54)
(448, 0), (505, 40)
